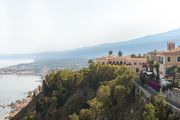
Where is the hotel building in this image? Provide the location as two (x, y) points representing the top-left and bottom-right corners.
(96, 55), (147, 73)
(148, 42), (180, 78)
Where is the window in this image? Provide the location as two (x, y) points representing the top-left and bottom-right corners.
(167, 57), (171, 62)
(177, 57), (180, 62)
(166, 68), (171, 75)
(159, 56), (164, 63)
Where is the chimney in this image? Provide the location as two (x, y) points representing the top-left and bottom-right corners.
(167, 42), (175, 51)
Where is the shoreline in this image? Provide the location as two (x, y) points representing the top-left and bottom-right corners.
(1, 114), (9, 120)
(0, 73), (42, 77)
(1, 85), (42, 120)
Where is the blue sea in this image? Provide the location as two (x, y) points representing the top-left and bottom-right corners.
(0, 59), (42, 120)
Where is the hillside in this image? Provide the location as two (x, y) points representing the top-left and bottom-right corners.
(1, 28), (180, 60)
(54, 28), (180, 58)
(11, 64), (178, 120)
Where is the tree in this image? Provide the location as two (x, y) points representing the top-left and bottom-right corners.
(79, 109), (95, 120)
(96, 85), (111, 108)
(115, 67), (136, 94)
(142, 103), (157, 120)
(148, 60), (154, 72)
(69, 113), (79, 120)
(154, 62), (160, 81)
(88, 59), (93, 64)
(170, 65), (177, 85)
(118, 51), (123, 57)
(151, 95), (167, 120)
(88, 98), (103, 116)
(130, 54), (136, 58)
(43, 80), (49, 96)
(114, 85), (126, 106)
(108, 50), (113, 57)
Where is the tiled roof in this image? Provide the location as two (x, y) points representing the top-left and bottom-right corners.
(96, 56), (147, 62)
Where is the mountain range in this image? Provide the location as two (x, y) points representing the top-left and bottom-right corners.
(1, 28), (180, 59)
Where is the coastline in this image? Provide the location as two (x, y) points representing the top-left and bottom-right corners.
(1, 85), (42, 120)
(0, 59), (40, 120)
(1, 114), (9, 120)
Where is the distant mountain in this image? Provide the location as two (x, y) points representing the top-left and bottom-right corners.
(1, 28), (180, 59)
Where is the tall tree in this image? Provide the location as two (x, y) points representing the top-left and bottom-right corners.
(151, 95), (167, 120)
(118, 51), (123, 57)
(148, 60), (154, 72)
(88, 59), (93, 64)
(108, 50), (113, 57)
(170, 65), (177, 85)
(154, 62), (160, 81)
(69, 113), (79, 120)
(142, 103), (157, 120)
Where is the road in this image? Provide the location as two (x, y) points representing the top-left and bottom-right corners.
(136, 80), (180, 111)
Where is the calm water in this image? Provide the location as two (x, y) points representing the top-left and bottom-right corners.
(0, 59), (34, 69)
(0, 59), (41, 120)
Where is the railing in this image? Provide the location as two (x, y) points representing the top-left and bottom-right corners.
(135, 81), (180, 114)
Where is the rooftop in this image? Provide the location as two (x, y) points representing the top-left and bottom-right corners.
(96, 56), (147, 62)
(148, 42), (180, 55)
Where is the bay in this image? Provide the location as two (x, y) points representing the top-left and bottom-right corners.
(0, 59), (41, 120)
(0, 75), (42, 120)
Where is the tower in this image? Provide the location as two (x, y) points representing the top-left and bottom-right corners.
(167, 42), (175, 51)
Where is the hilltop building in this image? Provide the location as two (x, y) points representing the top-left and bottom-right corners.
(96, 55), (147, 73)
(148, 42), (180, 79)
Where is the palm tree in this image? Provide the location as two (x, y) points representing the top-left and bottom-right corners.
(108, 50), (113, 57)
(88, 59), (93, 64)
(154, 62), (160, 81)
(170, 65), (177, 85)
(148, 60), (154, 72)
(118, 51), (123, 57)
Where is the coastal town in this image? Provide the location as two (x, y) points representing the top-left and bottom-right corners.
(0, 42), (180, 120)
(96, 42), (180, 114)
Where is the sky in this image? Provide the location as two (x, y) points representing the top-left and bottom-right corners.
(0, 0), (180, 54)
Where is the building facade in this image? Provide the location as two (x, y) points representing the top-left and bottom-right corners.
(96, 56), (147, 73)
(148, 42), (180, 78)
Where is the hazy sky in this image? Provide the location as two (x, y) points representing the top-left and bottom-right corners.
(1, 0), (180, 54)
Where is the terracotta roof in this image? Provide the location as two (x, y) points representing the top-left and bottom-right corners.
(96, 56), (147, 62)
(154, 46), (180, 55)
(157, 51), (180, 55)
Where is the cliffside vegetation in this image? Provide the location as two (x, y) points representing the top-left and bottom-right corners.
(12, 63), (179, 120)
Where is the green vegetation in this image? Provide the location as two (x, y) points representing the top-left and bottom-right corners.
(118, 51), (123, 56)
(12, 63), (179, 120)
(130, 53), (144, 58)
(142, 94), (179, 120)
(108, 50), (113, 56)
